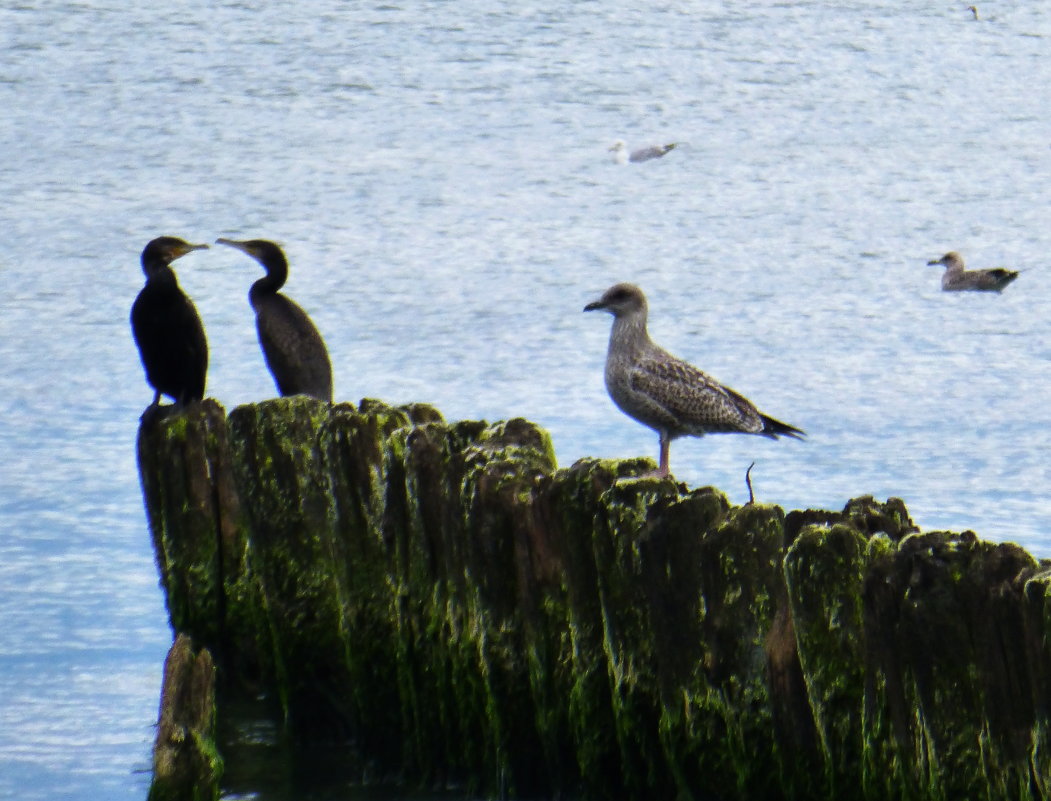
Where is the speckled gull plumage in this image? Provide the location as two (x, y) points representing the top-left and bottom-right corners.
(608, 139), (678, 164)
(927, 251), (1018, 292)
(584, 282), (803, 477)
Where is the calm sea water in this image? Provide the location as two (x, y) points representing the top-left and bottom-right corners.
(2, 1), (1051, 798)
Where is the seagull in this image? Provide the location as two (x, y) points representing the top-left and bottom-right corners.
(609, 139), (678, 164)
(927, 252), (1019, 292)
(584, 283), (804, 478)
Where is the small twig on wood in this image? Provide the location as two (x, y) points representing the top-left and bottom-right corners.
(745, 462), (756, 505)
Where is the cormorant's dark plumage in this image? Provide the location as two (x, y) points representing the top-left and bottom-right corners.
(131, 236), (209, 408)
(216, 238), (333, 402)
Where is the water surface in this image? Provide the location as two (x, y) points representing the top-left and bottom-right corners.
(3, 1), (1051, 798)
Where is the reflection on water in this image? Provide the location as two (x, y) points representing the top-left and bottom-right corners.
(3, 0), (1051, 797)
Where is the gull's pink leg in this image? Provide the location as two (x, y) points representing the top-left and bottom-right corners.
(658, 433), (671, 477)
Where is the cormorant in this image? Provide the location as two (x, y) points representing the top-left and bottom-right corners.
(131, 236), (210, 408)
(584, 283), (803, 478)
(216, 238), (333, 402)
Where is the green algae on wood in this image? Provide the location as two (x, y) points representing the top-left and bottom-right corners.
(785, 523), (867, 798)
(534, 459), (644, 799)
(862, 531), (1041, 801)
(229, 396), (353, 738)
(383, 415), (560, 793)
(320, 399), (437, 764)
(137, 400), (264, 688)
(650, 500), (792, 801)
(138, 401), (227, 646)
(138, 401), (1051, 801)
(148, 633), (222, 801)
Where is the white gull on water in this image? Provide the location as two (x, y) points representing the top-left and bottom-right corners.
(584, 283), (804, 478)
(608, 139), (678, 164)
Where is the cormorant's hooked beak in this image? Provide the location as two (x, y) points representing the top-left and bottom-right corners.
(215, 237), (249, 253)
(216, 238), (266, 262)
(177, 242), (209, 258)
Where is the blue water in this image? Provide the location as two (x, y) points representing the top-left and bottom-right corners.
(3, 1), (1051, 798)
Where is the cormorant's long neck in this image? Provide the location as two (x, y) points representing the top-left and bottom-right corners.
(250, 253), (288, 298)
(142, 257), (178, 287)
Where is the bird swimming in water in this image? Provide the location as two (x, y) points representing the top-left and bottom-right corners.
(216, 238), (333, 402)
(584, 283), (803, 478)
(927, 251), (1019, 292)
(131, 236), (210, 409)
(609, 139), (678, 164)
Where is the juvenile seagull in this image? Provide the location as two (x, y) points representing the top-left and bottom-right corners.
(609, 139), (678, 164)
(927, 251), (1019, 292)
(584, 283), (803, 477)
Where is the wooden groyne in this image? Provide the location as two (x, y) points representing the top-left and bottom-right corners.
(138, 396), (1051, 800)
(147, 633), (221, 801)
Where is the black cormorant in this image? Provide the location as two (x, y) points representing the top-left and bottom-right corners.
(131, 236), (210, 408)
(216, 238), (333, 402)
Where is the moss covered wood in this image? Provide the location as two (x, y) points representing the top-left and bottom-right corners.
(138, 400), (1051, 801)
(148, 633), (221, 801)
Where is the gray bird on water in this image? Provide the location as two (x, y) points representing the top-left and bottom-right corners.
(216, 238), (333, 402)
(584, 283), (803, 478)
(927, 251), (1018, 292)
(609, 139), (678, 164)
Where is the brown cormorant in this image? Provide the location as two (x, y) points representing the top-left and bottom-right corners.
(131, 236), (209, 408)
(216, 238), (333, 402)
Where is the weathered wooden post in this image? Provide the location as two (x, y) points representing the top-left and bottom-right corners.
(137, 399), (1051, 801)
(148, 633), (221, 801)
